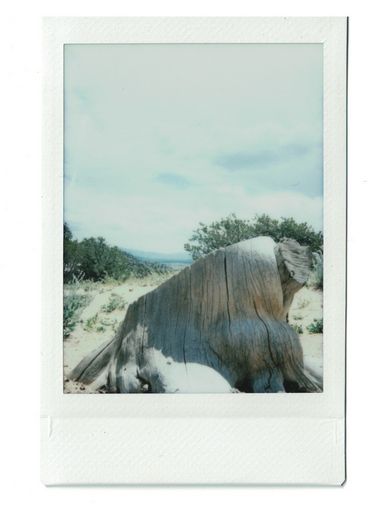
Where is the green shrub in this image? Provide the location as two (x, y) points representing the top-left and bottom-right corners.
(184, 213), (323, 260)
(63, 292), (90, 338)
(64, 224), (85, 283)
(307, 318), (323, 334)
(101, 293), (126, 313)
(64, 223), (172, 282)
(291, 323), (304, 334)
(84, 313), (99, 331)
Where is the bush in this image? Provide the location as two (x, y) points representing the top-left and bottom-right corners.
(184, 214), (323, 260)
(64, 223), (171, 282)
(64, 223), (85, 283)
(291, 323), (304, 334)
(101, 293), (126, 313)
(84, 313), (99, 331)
(63, 292), (90, 338)
(306, 318), (323, 334)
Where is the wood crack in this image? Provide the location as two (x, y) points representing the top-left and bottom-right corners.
(223, 252), (232, 339)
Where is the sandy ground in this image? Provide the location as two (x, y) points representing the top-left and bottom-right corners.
(290, 287), (323, 375)
(63, 273), (172, 389)
(64, 275), (322, 393)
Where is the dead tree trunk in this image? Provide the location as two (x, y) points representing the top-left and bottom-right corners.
(70, 236), (322, 393)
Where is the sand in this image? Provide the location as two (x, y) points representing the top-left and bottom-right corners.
(64, 275), (323, 393)
(290, 286), (323, 376)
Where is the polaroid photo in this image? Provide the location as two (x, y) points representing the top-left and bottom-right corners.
(41, 17), (347, 485)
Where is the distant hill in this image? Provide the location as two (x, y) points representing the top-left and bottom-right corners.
(124, 248), (192, 266)
(117, 248), (174, 277)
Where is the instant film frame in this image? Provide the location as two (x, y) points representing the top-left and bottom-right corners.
(42, 17), (347, 485)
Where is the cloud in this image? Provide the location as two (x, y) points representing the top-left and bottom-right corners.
(214, 143), (313, 170)
(64, 43), (323, 253)
(65, 178), (323, 254)
(154, 173), (192, 189)
(213, 141), (323, 197)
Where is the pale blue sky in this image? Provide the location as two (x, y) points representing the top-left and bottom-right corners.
(64, 44), (323, 253)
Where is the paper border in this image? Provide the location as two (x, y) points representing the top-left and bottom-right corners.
(41, 17), (347, 485)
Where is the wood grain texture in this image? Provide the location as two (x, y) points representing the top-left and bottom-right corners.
(70, 236), (322, 393)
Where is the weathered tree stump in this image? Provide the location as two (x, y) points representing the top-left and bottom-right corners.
(69, 236), (322, 393)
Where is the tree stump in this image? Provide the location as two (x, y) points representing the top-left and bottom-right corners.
(69, 236), (322, 393)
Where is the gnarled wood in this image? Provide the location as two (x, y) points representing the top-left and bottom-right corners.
(70, 236), (321, 393)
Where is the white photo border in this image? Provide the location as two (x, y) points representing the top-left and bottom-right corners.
(41, 17), (347, 486)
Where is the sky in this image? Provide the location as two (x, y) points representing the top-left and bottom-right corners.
(64, 43), (323, 254)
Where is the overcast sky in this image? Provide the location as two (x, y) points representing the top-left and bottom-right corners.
(64, 43), (323, 254)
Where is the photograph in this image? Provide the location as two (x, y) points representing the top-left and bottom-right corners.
(63, 43), (324, 394)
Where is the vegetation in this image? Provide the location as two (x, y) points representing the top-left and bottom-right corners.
(101, 293), (126, 313)
(184, 213), (323, 260)
(84, 313), (99, 332)
(64, 223), (170, 283)
(63, 276), (91, 338)
(291, 323), (304, 335)
(307, 318), (323, 334)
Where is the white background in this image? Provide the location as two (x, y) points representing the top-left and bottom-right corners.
(1, 0), (366, 507)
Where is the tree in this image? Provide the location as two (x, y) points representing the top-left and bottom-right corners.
(63, 223), (170, 283)
(64, 222), (73, 242)
(184, 213), (323, 260)
(77, 237), (111, 280)
(63, 222), (82, 282)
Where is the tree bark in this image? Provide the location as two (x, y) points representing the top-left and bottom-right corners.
(70, 236), (322, 393)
